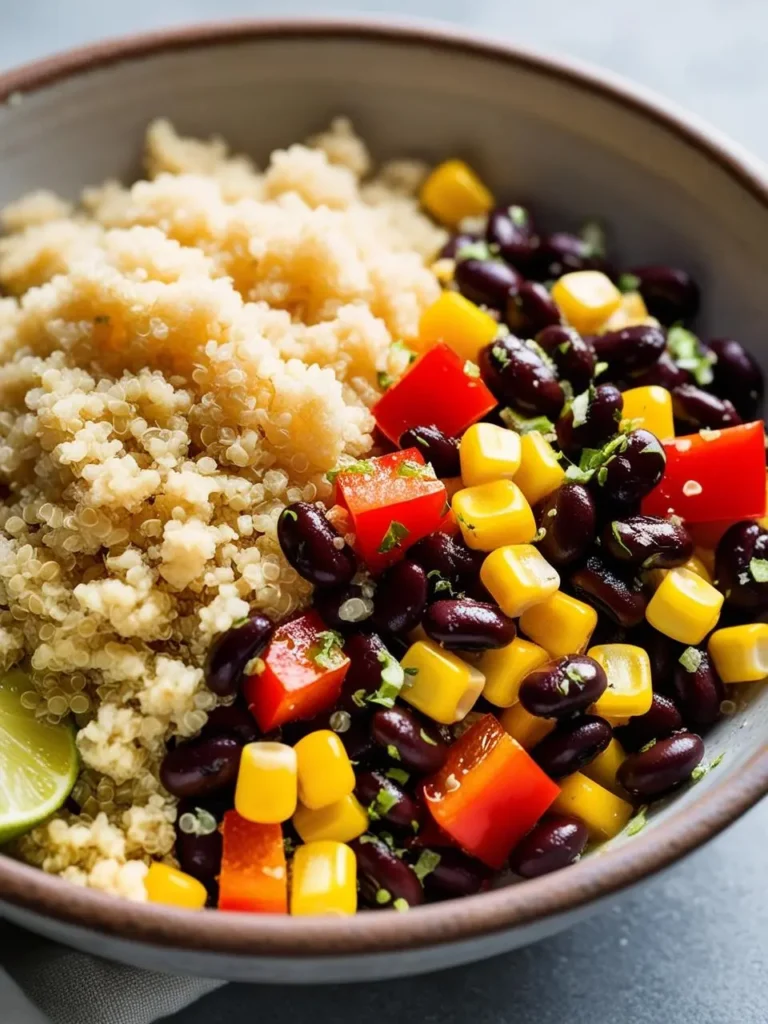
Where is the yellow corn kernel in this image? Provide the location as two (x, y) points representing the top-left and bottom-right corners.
(519, 591), (598, 658)
(757, 476), (768, 529)
(621, 386), (674, 440)
(588, 644), (654, 719)
(553, 772), (633, 840)
(294, 730), (355, 811)
(582, 737), (628, 797)
(145, 862), (207, 911)
(480, 637), (550, 707)
(418, 291), (498, 362)
(420, 159), (493, 227)
(513, 431), (565, 507)
(459, 423), (522, 487)
(235, 742), (297, 824)
(401, 639), (485, 723)
(499, 700), (556, 748)
(646, 567), (724, 645)
(600, 291), (652, 332)
(293, 793), (369, 844)
(708, 623), (768, 683)
(647, 551), (712, 591)
(290, 841), (357, 917)
(480, 544), (560, 618)
(551, 271), (622, 334)
(452, 479), (536, 552)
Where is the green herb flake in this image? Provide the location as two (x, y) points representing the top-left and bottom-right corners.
(283, 836), (297, 856)
(427, 569), (456, 597)
(282, 508), (298, 522)
(397, 459), (434, 479)
(378, 520), (410, 554)
(326, 459), (375, 484)
(679, 647), (703, 673)
(419, 728), (438, 747)
(310, 629), (346, 670)
(499, 408), (556, 437)
(369, 788), (399, 820)
(456, 240), (494, 262)
(393, 898), (410, 912)
(352, 688), (368, 709)
(693, 752), (725, 782)
(492, 341), (512, 369)
(413, 849), (442, 883)
(386, 767), (410, 785)
(594, 360), (609, 377)
(367, 650), (406, 708)
(414, 435), (430, 448)
(667, 325), (717, 386)
(463, 359), (481, 379)
(404, 666), (419, 677)
(377, 371), (395, 390)
(178, 807), (218, 837)
(570, 389), (591, 429)
(749, 558), (768, 583)
(580, 220), (606, 260)
(375, 888), (392, 905)
(617, 273), (641, 294)
(610, 521), (633, 558)
(625, 806), (648, 836)
(534, 526), (547, 543)
(639, 739), (657, 753)
(386, 743), (402, 761)
(456, 512), (476, 531)
(596, 465), (609, 487)
(508, 205), (529, 228)
(391, 339), (417, 364)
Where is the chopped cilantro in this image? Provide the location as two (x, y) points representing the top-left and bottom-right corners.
(427, 568), (456, 596)
(463, 359), (481, 379)
(377, 371), (395, 390)
(565, 433), (628, 484)
(617, 272), (641, 294)
(692, 752), (725, 782)
(378, 520), (410, 554)
(667, 325), (716, 386)
(393, 897), (410, 912)
(610, 521), (633, 558)
(419, 728), (438, 746)
(326, 459), (375, 484)
(283, 836), (297, 856)
(404, 666), (419, 676)
(679, 647), (703, 673)
(596, 465), (609, 487)
(580, 220), (606, 259)
(369, 787), (399, 820)
(391, 339), (417, 364)
(625, 806), (648, 836)
(594, 360), (609, 377)
(397, 459), (434, 479)
(386, 744), (401, 761)
(412, 849), (441, 882)
(508, 205), (529, 228)
(749, 558), (768, 583)
(367, 650), (406, 708)
(351, 688), (368, 709)
(534, 526), (547, 542)
(414, 434), (430, 448)
(386, 767), (410, 785)
(499, 408), (556, 437)
(281, 508), (298, 522)
(178, 807), (218, 836)
(456, 240), (494, 262)
(570, 388), (591, 429)
(639, 739), (657, 753)
(375, 888), (392, 904)
(455, 512), (476, 531)
(311, 630), (346, 670)
(491, 341), (512, 369)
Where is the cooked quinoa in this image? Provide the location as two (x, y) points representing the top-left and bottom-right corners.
(0, 118), (445, 899)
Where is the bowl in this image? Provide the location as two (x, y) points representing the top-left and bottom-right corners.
(0, 17), (765, 984)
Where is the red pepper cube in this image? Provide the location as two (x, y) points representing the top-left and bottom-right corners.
(218, 811), (287, 913)
(422, 714), (559, 869)
(642, 421), (767, 524)
(335, 448), (447, 571)
(372, 342), (497, 443)
(244, 611), (350, 732)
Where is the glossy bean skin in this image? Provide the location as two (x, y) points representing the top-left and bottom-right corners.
(534, 232), (599, 279)
(618, 732), (705, 797)
(570, 555), (648, 628)
(205, 613), (274, 698)
(438, 232), (478, 260)
(399, 424), (460, 478)
(615, 693), (684, 752)
(418, 848), (490, 901)
(671, 649), (725, 730)
(479, 335), (565, 419)
(509, 814), (589, 878)
(372, 561), (428, 636)
(339, 718), (380, 765)
(371, 706), (448, 775)
(671, 383), (742, 431)
(715, 521), (768, 611)
(312, 582), (373, 633)
(625, 350), (691, 391)
(485, 205), (538, 272)
(535, 483), (597, 567)
(629, 265), (700, 325)
(407, 532), (483, 590)
(602, 515), (693, 569)
(531, 715), (613, 778)
(708, 338), (764, 420)
(199, 700), (260, 745)
(355, 770), (422, 833)
(536, 324), (596, 394)
(277, 502), (357, 588)
(455, 257), (522, 309)
(629, 622), (680, 698)
(339, 633), (390, 715)
(505, 281), (563, 336)
(591, 324), (666, 376)
(598, 429), (666, 506)
(519, 655), (608, 718)
(160, 736), (242, 799)
(555, 383), (623, 455)
(350, 835), (425, 909)
(423, 599), (516, 651)
(176, 825), (224, 884)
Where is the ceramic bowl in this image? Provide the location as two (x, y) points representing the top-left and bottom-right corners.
(0, 18), (765, 984)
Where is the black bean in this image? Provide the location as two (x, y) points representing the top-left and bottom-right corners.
(615, 693), (683, 752)
(671, 648), (725, 730)
(625, 350), (691, 391)
(176, 826), (223, 884)
(455, 257), (522, 309)
(570, 555), (648, 628)
(628, 622), (680, 698)
(708, 338), (764, 420)
(372, 561), (428, 636)
(536, 324), (596, 394)
(505, 281), (563, 337)
(423, 599), (516, 651)
(519, 655), (607, 718)
(509, 814), (589, 878)
(406, 532), (483, 590)
(339, 718), (380, 765)
(277, 502), (357, 588)
(591, 324), (666, 376)
(598, 429), (666, 505)
(160, 736), (242, 799)
(339, 633), (391, 715)
(312, 582), (373, 632)
(199, 700), (260, 745)
(715, 521), (768, 611)
(555, 383), (623, 455)
(439, 232), (479, 260)
(531, 715), (613, 778)
(602, 515), (693, 569)
(618, 732), (705, 797)
(629, 265), (700, 325)
(205, 613), (273, 698)
(350, 835), (424, 909)
(672, 383), (742, 431)
(534, 232), (599, 279)
(485, 204), (538, 272)
(535, 483), (597, 567)
(479, 335), (565, 419)
(355, 770), (422, 833)
(370, 706), (448, 775)
(416, 847), (490, 901)
(399, 424), (460, 478)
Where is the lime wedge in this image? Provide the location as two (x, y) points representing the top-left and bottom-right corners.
(0, 669), (78, 844)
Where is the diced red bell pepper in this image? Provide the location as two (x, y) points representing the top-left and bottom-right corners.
(372, 342), (497, 443)
(244, 610), (350, 732)
(422, 714), (560, 869)
(642, 421), (767, 524)
(218, 811), (287, 913)
(335, 447), (447, 571)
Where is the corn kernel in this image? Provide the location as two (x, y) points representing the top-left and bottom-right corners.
(481, 637), (550, 707)
(551, 271), (622, 334)
(401, 639), (485, 724)
(294, 730), (355, 810)
(553, 772), (633, 840)
(520, 591), (598, 658)
(480, 544), (560, 618)
(588, 644), (654, 719)
(582, 738), (628, 797)
(459, 423), (522, 487)
(600, 291), (652, 332)
(235, 742), (297, 824)
(621, 386), (674, 440)
(290, 841), (357, 917)
(708, 623), (768, 683)
(513, 431), (565, 507)
(452, 479), (536, 551)
(646, 566), (723, 645)
(757, 476), (768, 529)
(419, 291), (498, 362)
(293, 793), (369, 844)
(648, 551), (712, 591)
(420, 159), (493, 227)
(145, 862), (207, 910)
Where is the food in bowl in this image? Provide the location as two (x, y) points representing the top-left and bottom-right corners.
(0, 118), (765, 915)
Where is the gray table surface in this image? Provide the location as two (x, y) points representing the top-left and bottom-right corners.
(2, 2), (767, 1022)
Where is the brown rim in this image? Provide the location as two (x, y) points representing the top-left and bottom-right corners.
(0, 17), (766, 958)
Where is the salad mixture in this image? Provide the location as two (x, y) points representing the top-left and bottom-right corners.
(0, 121), (765, 916)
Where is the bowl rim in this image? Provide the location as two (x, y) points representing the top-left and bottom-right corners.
(0, 15), (766, 959)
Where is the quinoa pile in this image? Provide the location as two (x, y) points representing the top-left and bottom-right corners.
(0, 118), (445, 900)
